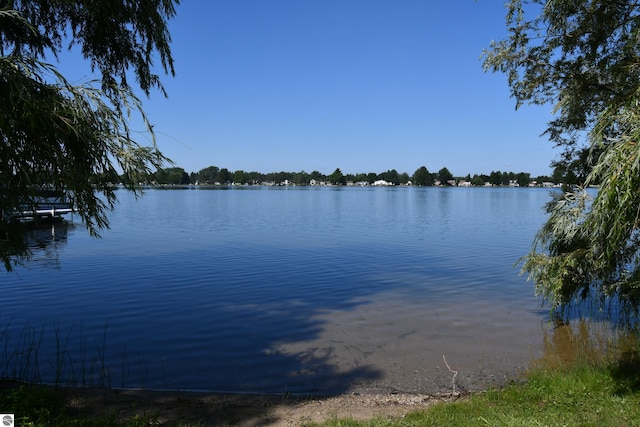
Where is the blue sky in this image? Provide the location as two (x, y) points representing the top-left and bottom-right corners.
(64, 1), (558, 177)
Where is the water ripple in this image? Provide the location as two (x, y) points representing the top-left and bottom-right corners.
(2, 187), (554, 394)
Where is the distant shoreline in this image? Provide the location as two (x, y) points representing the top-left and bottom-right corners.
(113, 182), (572, 189)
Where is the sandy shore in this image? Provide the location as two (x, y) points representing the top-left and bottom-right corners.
(4, 380), (462, 426)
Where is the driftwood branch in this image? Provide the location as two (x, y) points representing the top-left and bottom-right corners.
(442, 354), (458, 395)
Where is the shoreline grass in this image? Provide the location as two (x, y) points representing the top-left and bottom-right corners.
(1, 319), (639, 426)
(0, 319), (139, 390)
(2, 349), (640, 427)
(311, 324), (640, 427)
(333, 362), (638, 426)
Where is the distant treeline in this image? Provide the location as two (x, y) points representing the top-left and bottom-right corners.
(135, 165), (574, 187)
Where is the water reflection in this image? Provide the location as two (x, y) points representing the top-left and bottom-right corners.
(1, 221), (73, 271)
(533, 318), (637, 370)
(25, 222), (72, 269)
(1, 187), (559, 393)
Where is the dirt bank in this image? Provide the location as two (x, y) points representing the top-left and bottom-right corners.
(5, 381), (463, 426)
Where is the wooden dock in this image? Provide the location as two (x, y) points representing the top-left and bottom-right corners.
(10, 190), (76, 223)
(13, 204), (75, 222)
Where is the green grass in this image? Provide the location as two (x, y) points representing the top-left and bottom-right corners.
(4, 355), (640, 427)
(2, 321), (640, 426)
(411, 365), (639, 427)
(308, 365), (640, 426)
(309, 332), (640, 427)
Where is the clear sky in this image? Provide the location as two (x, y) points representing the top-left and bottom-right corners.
(64, 1), (559, 177)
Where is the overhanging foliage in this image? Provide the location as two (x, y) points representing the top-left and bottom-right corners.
(1, 1), (179, 270)
(485, 1), (640, 320)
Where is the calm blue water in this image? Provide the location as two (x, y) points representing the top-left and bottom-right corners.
(2, 186), (555, 394)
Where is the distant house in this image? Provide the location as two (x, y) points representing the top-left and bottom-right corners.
(372, 180), (392, 186)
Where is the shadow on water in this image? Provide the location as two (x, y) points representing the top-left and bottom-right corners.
(160, 289), (386, 395)
(0, 304), (385, 426)
(1, 186), (561, 424)
(1, 244), (387, 398)
(0, 294), (384, 397)
(1, 221), (74, 271)
(0, 281), (385, 426)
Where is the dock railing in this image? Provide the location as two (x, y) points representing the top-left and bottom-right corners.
(11, 190), (76, 223)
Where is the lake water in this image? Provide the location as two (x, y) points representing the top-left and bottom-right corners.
(2, 186), (560, 395)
